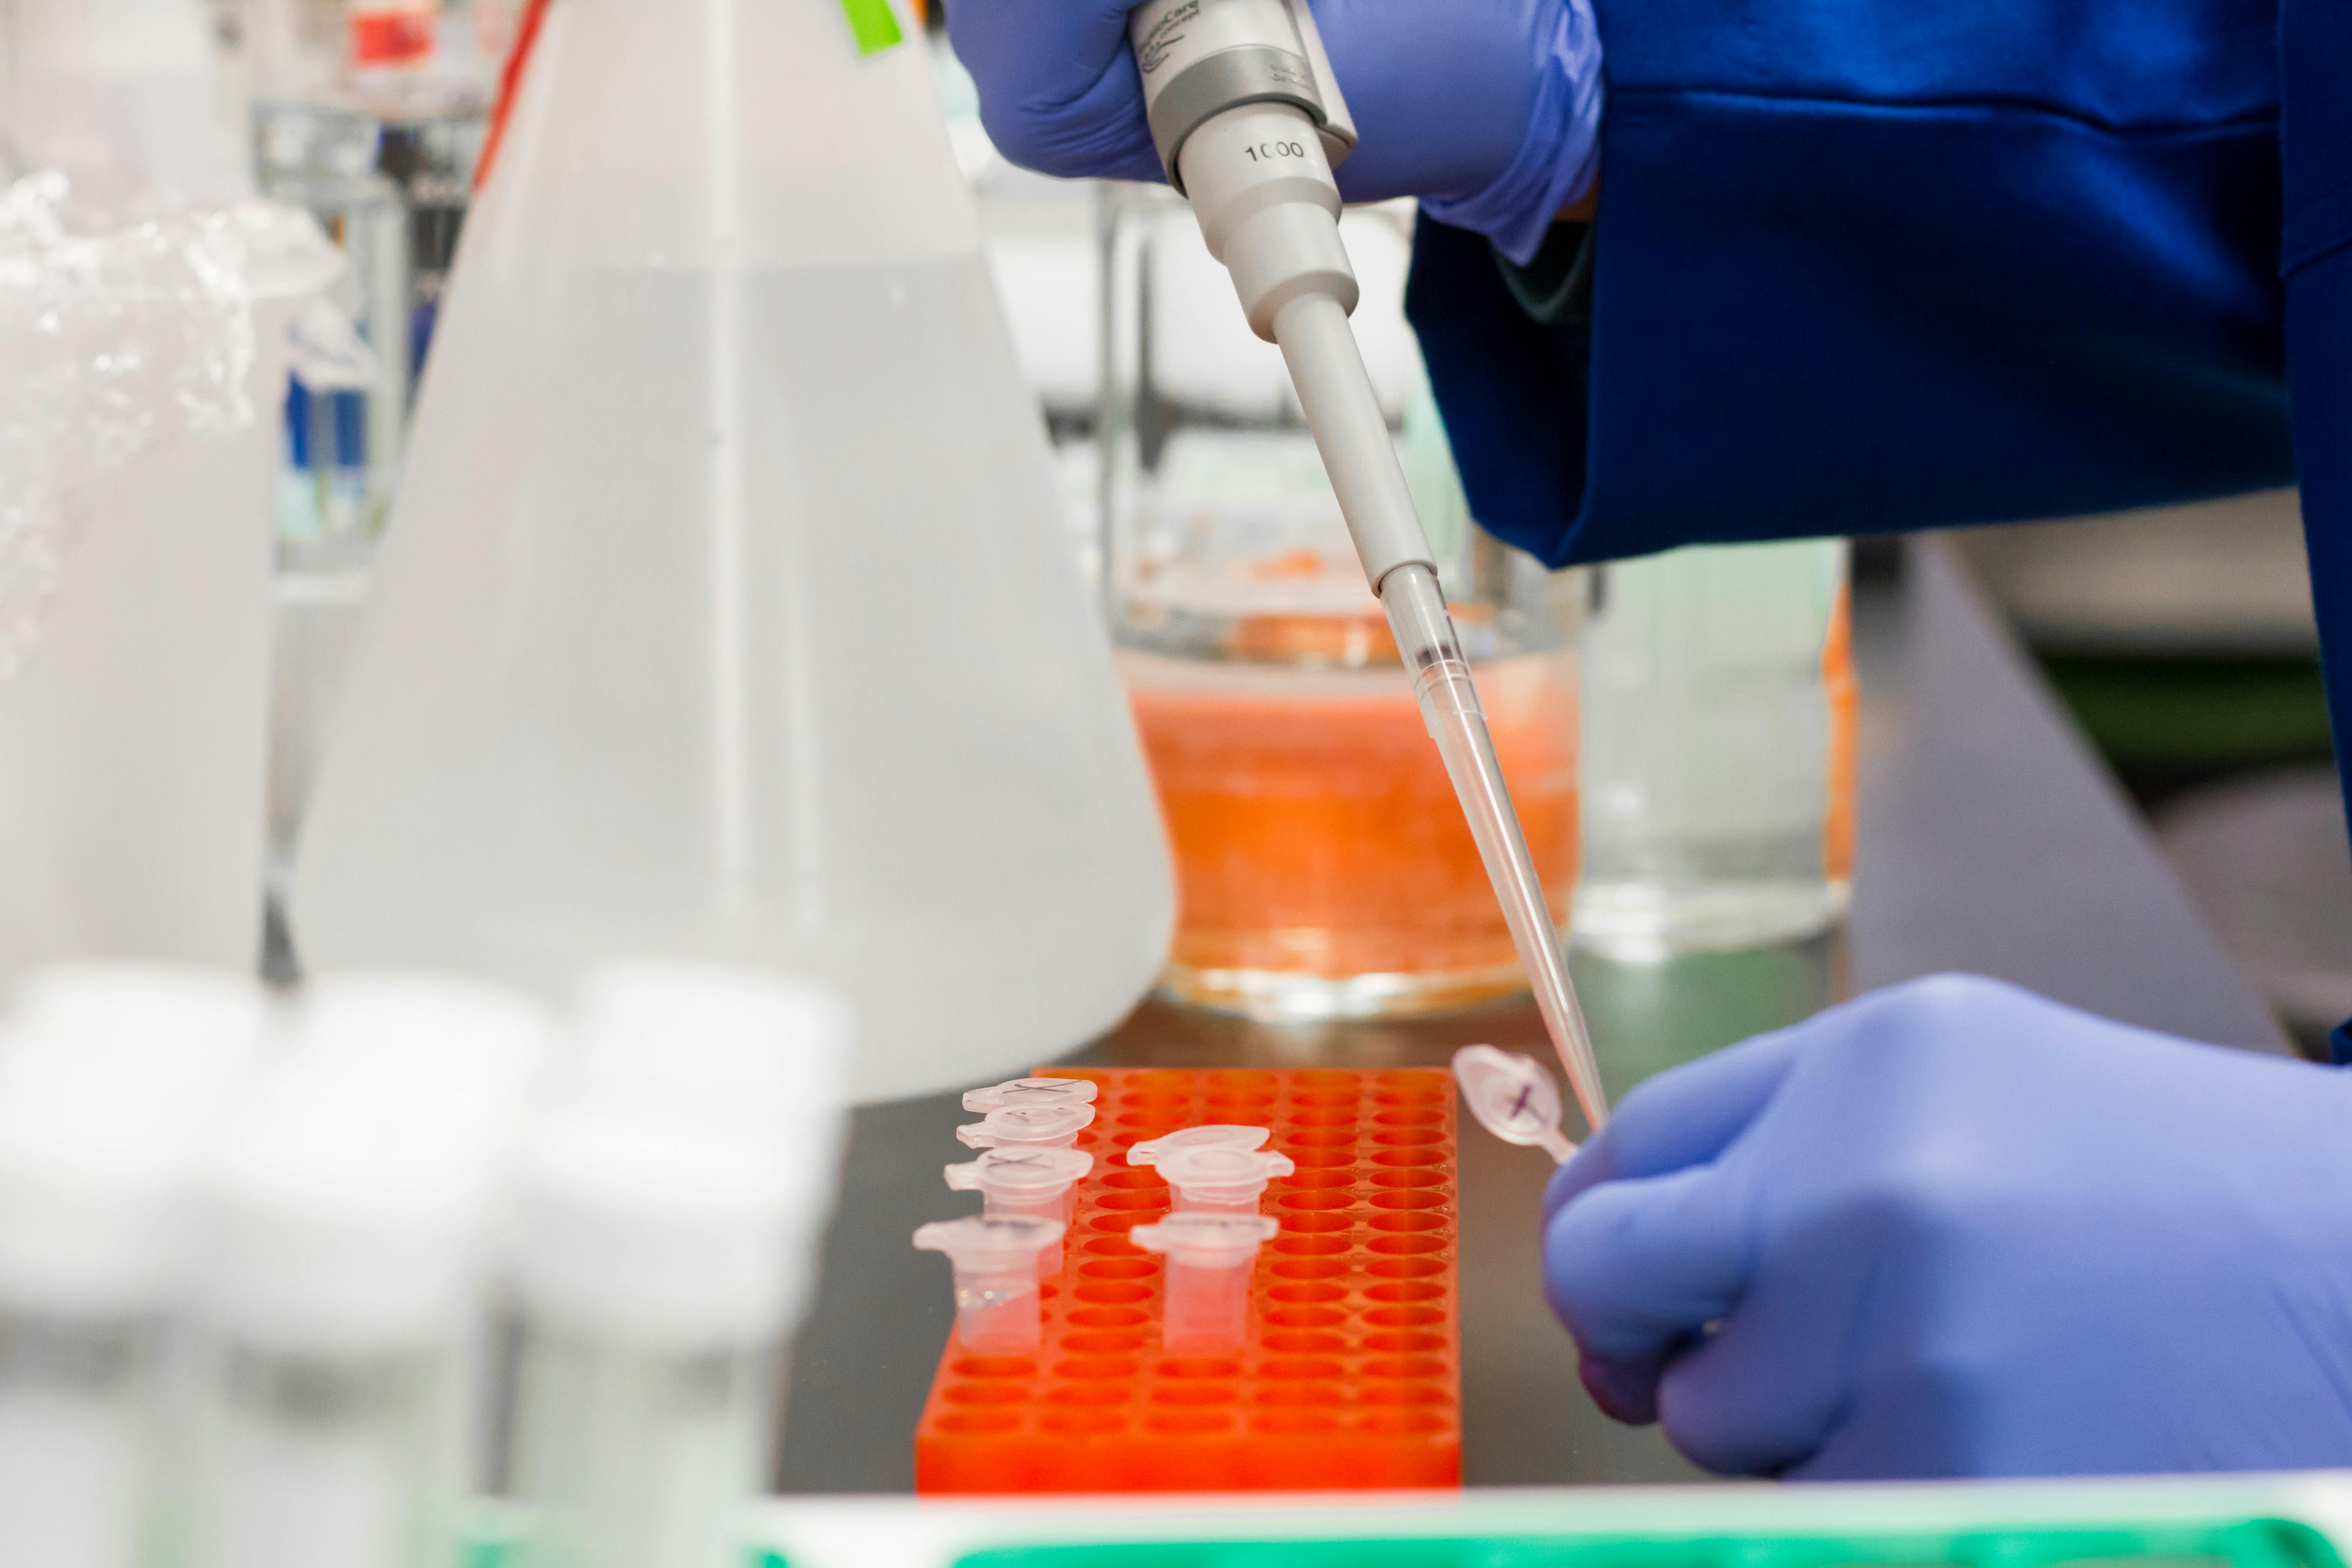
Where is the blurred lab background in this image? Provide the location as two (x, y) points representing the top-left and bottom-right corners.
(0, 0), (2336, 1553)
(0, 0), (2327, 1048)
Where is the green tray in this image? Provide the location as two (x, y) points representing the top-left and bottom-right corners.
(949, 1518), (2340, 1568)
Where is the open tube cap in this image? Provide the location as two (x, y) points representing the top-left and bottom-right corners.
(1452, 1045), (1578, 1163)
(1130, 1212), (1279, 1267)
(912, 1214), (1065, 1271)
(1126, 1125), (1271, 1166)
(961, 1077), (1099, 1113)
(944, 1147), (1093, 1197)
(1153, 1144), (1293, 1201)
(955, 1104), (1094, 1150)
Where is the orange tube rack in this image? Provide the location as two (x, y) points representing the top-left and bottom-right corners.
(913, 1066), (1461, 1493)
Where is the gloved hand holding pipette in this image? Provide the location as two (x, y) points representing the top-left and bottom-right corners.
(948, 0), (1602, 262)
(953, 0), (1614, 1133)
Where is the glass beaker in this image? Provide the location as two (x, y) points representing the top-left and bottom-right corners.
(1573, 538), (1857, 958)
(1102, 190), (1579, 1021)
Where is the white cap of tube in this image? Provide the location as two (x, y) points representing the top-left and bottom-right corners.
(961, 1077), (1098, 1113)
(955, 1103), (1095, 1150)
(289, 972), (561, 1149)
(199, 975), (561, 1355)
(0, 967), (273, 1317)
(199, 1064), (501, 1356)
(1126, 1125), (1271, 1166)
(0, 1034), (253, 1318)
(11, 962), (274, 1082)
(573, 960), (853, 1157)
(508, 1106), (819, 1353)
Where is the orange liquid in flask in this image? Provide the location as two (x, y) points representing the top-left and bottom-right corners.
(1126, 624), (1579, 1016)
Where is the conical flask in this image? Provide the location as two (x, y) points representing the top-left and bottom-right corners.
(288, 0), (1176, 1101)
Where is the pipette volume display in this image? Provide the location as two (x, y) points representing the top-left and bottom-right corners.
(1121, 0), (1610, 1135)
(1452, 1045), (1578, 1164)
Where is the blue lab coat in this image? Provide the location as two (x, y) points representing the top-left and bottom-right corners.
(1406, 0), (2347, 788)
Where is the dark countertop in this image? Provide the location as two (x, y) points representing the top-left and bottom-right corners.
(774, 537), (2288, 1495)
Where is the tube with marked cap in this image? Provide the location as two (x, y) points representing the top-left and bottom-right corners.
(961, 1078), (1099, 1113)
(912, 1216), (1064, 1353)
(1130, 1214), (1279, 1353)
(1453, 1045), (1578, 1164)
(1153, 1145), (1294, 1216)
(944, 1148), (1093, 1272)
(1125, 1125), (1270, 1166)
(955, 1104), (1094, 1151)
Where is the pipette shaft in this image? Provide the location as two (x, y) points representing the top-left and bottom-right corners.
(1128, 0), (1609, 1131)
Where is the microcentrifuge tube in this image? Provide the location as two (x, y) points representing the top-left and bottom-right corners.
(1452, 1045), (1579, 1163)
(961, 1077), (1099, 1113)
(955, 1103), (1094, 1151)
(1152, 1144), (1295, 1216)
(944, 1147), (1093, 1272)
(1130, 1214), (1279, 1354)
(1125, 1125), (1271, 1166)
(913, 1215), (1065, 1353)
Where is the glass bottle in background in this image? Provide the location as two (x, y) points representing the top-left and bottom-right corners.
(1574, 539), (1857, 959)
(241, 0), (499, 934)
(1105, 190), (1580, 1020)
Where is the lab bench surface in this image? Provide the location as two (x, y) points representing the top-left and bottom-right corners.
(775, 536), (2288, 1497)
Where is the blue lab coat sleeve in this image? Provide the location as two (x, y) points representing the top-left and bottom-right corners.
(1404, 0), (2294, 570)
(2283, 0), (2352, 937)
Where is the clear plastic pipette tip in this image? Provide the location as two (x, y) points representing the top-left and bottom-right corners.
(1452, 1045), (1578, 1164)
(1381, 565), (1610, 1135)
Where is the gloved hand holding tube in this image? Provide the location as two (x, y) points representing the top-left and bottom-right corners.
(1543, 975), (2352, 1479)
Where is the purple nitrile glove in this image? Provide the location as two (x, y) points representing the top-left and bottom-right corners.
(1544, 974), (2352, 1479)
(947, 0), (1601, 262)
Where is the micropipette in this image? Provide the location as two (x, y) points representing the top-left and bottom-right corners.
(1124, 0), (1609, 1135)
(1452, 1044), (1579, 1163)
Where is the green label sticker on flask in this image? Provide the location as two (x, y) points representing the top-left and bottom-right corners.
(841, 0), (904, 54)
